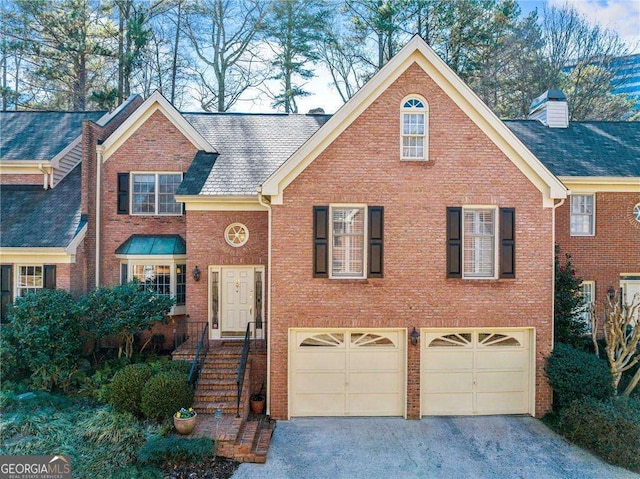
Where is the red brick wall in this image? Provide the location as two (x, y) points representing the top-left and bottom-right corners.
(54, 263), (72, 291)
(556, 192), (640, 317)
(268, 63), (554, 419)
(99, 109), (196, 287)
(69, 240), (87, 298)
(0, 174), (44, 185)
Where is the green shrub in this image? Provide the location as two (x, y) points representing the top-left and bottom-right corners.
(557, 397), (640, 472)
(137, 436), (214, 466)
(108, 364), (153, 416)
(141, 372), (194, 422)
(545, 343), (613, 409)
(149, 359), (191, 376)
(3, 289), (84, 391)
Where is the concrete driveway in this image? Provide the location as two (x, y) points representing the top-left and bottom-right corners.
(233, 416), (637, 479)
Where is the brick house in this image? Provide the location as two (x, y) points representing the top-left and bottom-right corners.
(2, 37), (638, 424)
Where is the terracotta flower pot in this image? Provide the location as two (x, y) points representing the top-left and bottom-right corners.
(250, 397), (265, 415)
(173, 413), (197, 435)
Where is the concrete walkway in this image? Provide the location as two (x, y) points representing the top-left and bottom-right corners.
(233, 416), (637, 479)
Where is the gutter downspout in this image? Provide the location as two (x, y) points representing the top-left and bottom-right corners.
(37, 163), (48, 189)
(95, 145), (104, 288)
(551, 196), (567, 347)
(257, 189), (272, 417)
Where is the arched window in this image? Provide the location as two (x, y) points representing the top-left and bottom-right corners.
(401, 97), (428, 160)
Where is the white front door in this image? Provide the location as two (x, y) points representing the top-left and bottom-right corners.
(221, 267), (254, 338)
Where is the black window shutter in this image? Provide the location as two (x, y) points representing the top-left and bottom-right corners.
(368, 206), (384, 278)
(499, 208), (516, 279)
(1, 265), (13, 322)
(446, 207), (462, 278)
(43, 265), (56, 289)
(117, 173), (129, 214)
(313, 206), (329, 278)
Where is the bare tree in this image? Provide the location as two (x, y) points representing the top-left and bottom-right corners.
(592, 292), (640, 397)
(184, 0), (267, 112)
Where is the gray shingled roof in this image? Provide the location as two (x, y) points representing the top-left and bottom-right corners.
(1, 164), (82, 247)
(0, 111), (105, 161)
(176, 151), (218, 195)
(505, 120), (640, 177)
(183, 113), (330, 195)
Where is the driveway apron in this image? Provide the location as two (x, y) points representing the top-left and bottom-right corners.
(232, 416), (637, 479)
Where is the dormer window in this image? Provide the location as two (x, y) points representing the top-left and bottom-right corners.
(401, 97), (428, 160)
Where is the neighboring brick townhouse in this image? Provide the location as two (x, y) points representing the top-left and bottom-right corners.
(1, 36), (638, 423)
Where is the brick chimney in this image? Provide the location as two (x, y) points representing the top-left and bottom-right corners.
(528, 90), (569, 128)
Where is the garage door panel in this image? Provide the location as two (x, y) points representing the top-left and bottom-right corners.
(476, 371), (526, 392)
(349, 394), (402, 416)
(293, 394), (345, 415)
(423, 372), (473, 393)
(294, 352), (346, 370)
(476, 392), (527, 414)
(349, 372), (401, 393)
(424, 394), (473, 415)
(294, 372), (345, 393)
(349, 351), (400, 370)
(476, 350), (527, 369)
(424, 350), (473, 370)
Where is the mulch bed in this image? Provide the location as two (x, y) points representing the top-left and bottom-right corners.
(162, 457), (240, 479)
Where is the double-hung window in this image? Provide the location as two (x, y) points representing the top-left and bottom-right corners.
(463, 208), (496, 278)
(331, 206), (366, 278)
(131, 173), (182, 215)
(570, 194), (595, 236)
(579, 281), (595, 330)
(401, 97), (428, 160)
(121, 261), (187, 310)
(17, 265), (43, 296)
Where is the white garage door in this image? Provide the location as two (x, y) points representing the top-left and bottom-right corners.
(290, 329), (405, 417)
(422, 329), (532, 416)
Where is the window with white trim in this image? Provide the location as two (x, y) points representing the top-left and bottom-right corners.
(17, 265), (43, 296)
(463, 208), (496, 278)
(131, 173), (182, 215)
(401, 97), (427, 160)
(121, 261), (186, 307)
(579, 281), (595, 329)
(570, 194), (595, 236)
(331, 206), (366, 278)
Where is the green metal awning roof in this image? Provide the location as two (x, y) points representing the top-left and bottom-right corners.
(115, 235), (186, 255)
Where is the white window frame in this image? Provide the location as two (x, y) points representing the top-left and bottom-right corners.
(400, 95), (428, 161)
(130, 172), (183, 216)
(461, 206), (498, 280)
(118, 256), (187, 315)
(579, 281), (595, 331)
(15, 264), (44, 298)
(570, 194), (595, 236)
(329, 204), (368, 280)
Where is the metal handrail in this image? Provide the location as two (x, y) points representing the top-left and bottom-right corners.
(188, 323), (209, 386)
(236, 322), (252, 417)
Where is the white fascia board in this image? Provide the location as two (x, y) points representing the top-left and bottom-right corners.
(261, 36), (567, 204)
(175, 194), (268, 211)
(65, 223), (87, 256)
(0, 160), (52, 175)
(101, 91), (216, 162)
(50, 136), (81, 169)
(560, 176), (640, 193)
(0, 248), (75, 263)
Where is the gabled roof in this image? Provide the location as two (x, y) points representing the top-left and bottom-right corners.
(99, 91), (216, 161)
(176, 151), (219, 195)
(261, 35), (568, 205)
(182, 113), (330, 195)
(0, 163), (83, 248)
(0, 111), (105, 161)
(505, 120), (640, 177)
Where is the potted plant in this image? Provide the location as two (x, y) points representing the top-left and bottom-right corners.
(250, 383), (265, 414)
(173, 407), (197, 435)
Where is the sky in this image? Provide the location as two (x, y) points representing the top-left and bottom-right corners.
(228, 0), (640, 114)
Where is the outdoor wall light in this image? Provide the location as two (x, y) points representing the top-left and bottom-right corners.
(607, 286), (616, 300)
(192, 266), (201, 282)
(410, 327), (420, 346)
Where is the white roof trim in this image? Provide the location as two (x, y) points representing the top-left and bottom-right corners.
(66, 222), (87, 256)
(0, 248), (76, 264)
(50, 135), (81, 170)
(560, 176), (640, 193)
(100, 91), (216, 161)
(261, 36), (567, 203)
